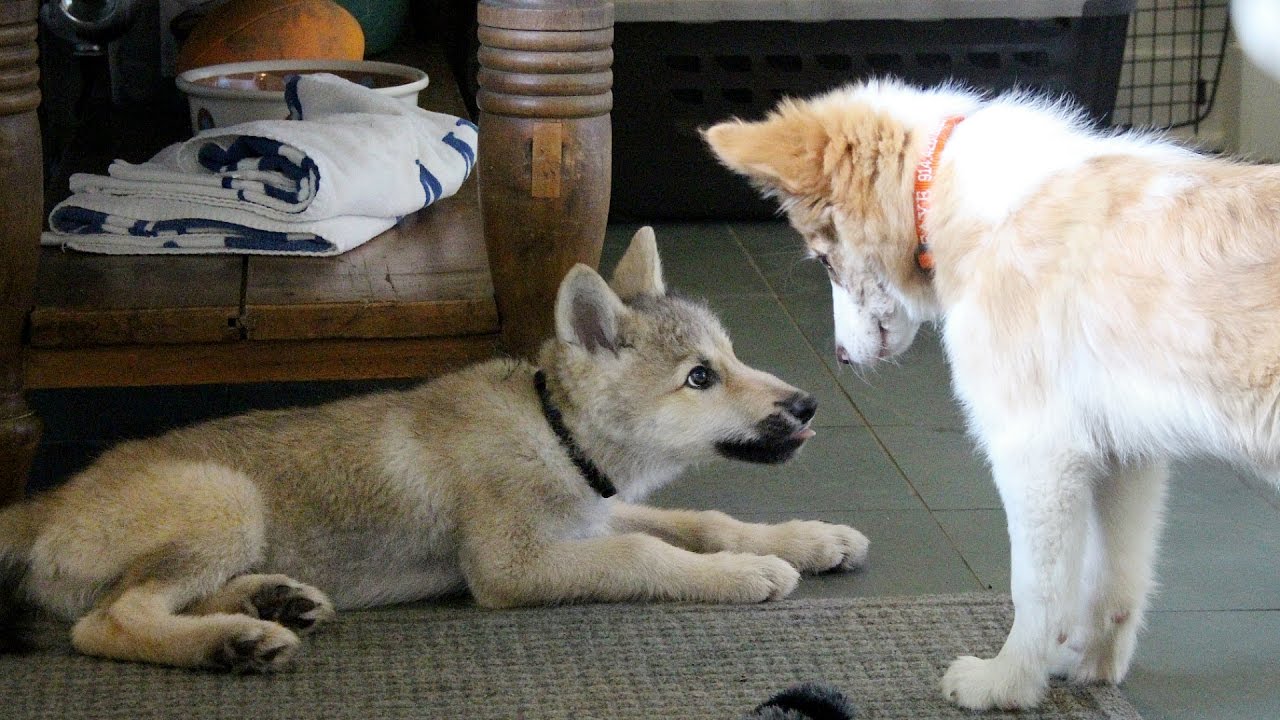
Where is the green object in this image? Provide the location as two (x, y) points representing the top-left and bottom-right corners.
(333, 0), (409, 55)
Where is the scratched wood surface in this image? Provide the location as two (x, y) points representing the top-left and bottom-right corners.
(30, 253), (244, 347)
(25, 334), (497, 389)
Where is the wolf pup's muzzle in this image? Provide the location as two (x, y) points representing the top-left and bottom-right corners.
(715, 393), (818, 464)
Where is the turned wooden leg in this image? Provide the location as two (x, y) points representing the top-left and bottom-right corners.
(476, 0), (613, 358)
(0, 0), (43, 505)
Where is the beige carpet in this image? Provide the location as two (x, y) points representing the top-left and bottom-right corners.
(0, 593), (1143, 719)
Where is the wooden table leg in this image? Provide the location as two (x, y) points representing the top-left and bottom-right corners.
(476, 0), (613, 358)
(0, 0), (43, 505)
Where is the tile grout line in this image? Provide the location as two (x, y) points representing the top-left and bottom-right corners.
(726, 222), (992, 591)
(1235, 468), (1280, 512)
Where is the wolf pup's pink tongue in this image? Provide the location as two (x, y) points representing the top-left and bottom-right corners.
(791, 427), (817, 441)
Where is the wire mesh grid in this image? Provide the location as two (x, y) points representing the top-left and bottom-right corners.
(1114, 0), (1231, 130)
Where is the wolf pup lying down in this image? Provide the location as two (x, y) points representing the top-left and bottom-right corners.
(706, 79), (1280, 711)
(0, 227), (868, 672)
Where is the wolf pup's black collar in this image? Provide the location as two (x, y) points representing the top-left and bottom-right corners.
(533, 370), (617, 498)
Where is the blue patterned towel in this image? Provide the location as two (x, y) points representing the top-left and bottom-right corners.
(42, 73), (477, 256)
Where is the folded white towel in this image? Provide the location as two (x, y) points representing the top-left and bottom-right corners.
(42, 73), (478, 256)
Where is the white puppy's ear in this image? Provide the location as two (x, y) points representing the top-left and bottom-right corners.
(609, 226), (666, 300)
(556, 264), (627, 353)
(702, 105), (829, 197)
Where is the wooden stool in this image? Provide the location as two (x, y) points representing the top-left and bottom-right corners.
(0, 0), (615, 504)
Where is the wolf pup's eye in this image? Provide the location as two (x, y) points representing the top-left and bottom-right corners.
(816, 254), (834, 272)
(685, 365), (714, 390)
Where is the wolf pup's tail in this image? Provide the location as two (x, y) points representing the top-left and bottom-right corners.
(0, 503), (37, 654)
(0, 555), (32, 654)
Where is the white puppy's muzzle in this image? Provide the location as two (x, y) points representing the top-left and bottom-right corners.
(830, 280), (919, 365)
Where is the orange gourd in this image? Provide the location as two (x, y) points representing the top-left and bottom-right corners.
(176, 0), (365, 74)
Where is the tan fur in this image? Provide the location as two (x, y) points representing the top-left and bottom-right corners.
(0, 228), (868, 672)
(705, 100), (930, 309)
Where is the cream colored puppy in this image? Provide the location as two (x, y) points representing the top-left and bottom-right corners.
(0, 228), (869, 672)
(706, 80), (1280, 711)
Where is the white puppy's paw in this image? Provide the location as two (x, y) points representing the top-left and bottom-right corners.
(766, 520), (870, 573)
(941, 655), (1047, 711)
(708, 553), (800, 603)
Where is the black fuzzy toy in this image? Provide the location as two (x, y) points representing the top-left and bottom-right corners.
(740, 683), (857, 720)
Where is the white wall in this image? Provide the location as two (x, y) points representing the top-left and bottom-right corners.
(1116, 0), (1280, 159)
(1233, 40), (1280, 160)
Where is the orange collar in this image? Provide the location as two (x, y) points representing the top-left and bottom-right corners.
(913, 115), (965, 273)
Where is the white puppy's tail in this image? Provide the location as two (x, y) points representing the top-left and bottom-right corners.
(0, 502), (38, 654)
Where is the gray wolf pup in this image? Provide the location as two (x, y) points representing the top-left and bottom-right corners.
(706, 79), (1280, 711)
(0, 227), (869, 672)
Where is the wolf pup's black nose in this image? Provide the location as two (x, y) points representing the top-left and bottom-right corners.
(782, 393), (818, 424)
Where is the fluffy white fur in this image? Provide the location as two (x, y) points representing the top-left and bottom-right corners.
(705, 79), (1280, 711)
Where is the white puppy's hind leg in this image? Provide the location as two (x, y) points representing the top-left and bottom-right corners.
(1071, 460), (1168, 684)
(942, 443), (1097, 711)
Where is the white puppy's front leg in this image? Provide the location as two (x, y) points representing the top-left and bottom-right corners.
(942, 442), (1097, 711)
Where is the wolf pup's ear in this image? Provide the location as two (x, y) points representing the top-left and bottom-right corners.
(556, 264), (627, 353)
(702, 107), (827, 197)
(610, 226), (666, 300)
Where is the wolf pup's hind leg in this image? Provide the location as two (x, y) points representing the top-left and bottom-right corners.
(188, 573), (335, 635)
(71, 544), (301, 672)
(27, 461), (303, 671)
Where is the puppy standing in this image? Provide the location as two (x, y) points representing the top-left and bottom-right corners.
(706, 81), (1280, 710)
(0, 228), (869, 672)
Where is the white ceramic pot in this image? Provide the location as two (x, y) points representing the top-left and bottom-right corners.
(175, 59), (429, 132)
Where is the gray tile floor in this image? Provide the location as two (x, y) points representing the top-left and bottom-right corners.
(26, 221), (1280, 720)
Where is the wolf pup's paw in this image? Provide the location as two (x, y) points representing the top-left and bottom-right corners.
(765, 520), (870, 574)
(709, 553), (800, 603)
(208, 620), (300, 673)
(248, 579), (336, 634)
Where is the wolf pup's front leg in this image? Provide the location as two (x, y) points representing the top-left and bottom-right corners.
(609, 503), (869, 574)
(460, 528), (801, 608)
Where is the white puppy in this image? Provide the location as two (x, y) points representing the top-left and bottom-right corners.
(705, 79), (1280, 710)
